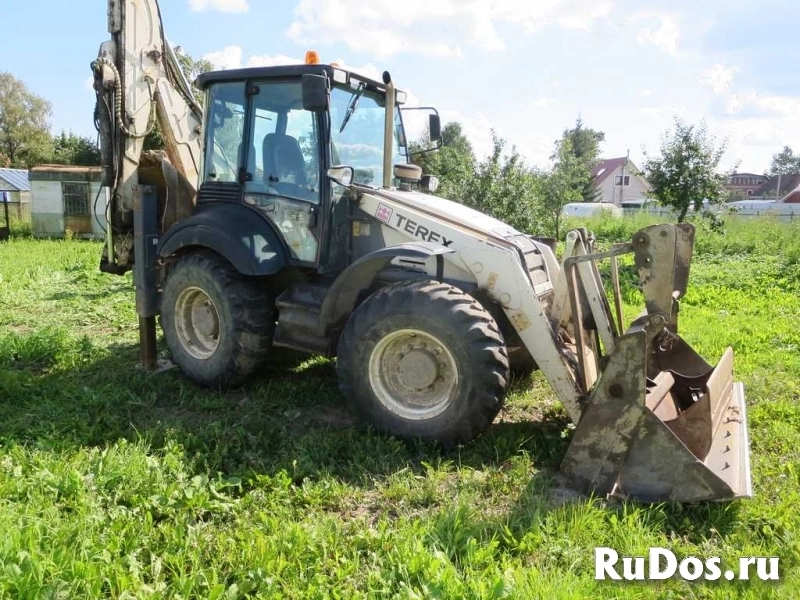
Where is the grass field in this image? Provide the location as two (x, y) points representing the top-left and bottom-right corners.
(0, 216), (798, 598)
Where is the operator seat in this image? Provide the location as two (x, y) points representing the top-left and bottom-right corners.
(263, 133), (311, 199)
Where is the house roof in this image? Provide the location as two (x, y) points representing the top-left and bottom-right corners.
(730, 172), (765, 178)
(29, 164), (103, 183)
(592, 157), (630, 184)
(29, 165), (103, 175)
(778, 184), (800, 203)
(753, 174), (800, 197)
(0, 168), (31, 192)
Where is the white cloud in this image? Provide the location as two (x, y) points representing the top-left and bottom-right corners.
(437, 110), (552, 167)
(635, 14), (679, 56)
(530, 97), (554, 109)
(637, 103), (685, 121)
(247, 54), (303, 67)
(723, 89), (800, 119)
(638, 106), (665, 119)
(331, 58), (382, 82)
(203, 46), (244, 70)
(188, 0), (249, 13)
(694, 72), (800, 170)
(699, 64), (737, 95)
(742, 129), (783, 148)
(560, 2), (612, 30)
(750, 93), (800, 118)
(402, 89), (421, 108)
(288, 0), (612, 58)
(203, 47), (309, 70)
(711, 115), (795, 171)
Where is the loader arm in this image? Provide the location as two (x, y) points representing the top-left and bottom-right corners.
(92, 0), (203, 274)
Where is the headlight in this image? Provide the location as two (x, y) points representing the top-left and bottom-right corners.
(421, 175), (439, 194)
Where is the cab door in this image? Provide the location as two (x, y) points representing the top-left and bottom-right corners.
(242, 80), (323, 265)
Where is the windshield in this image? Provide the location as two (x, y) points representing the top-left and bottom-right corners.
(330, 84), (404, 187)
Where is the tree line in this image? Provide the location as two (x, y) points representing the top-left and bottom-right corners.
(412, 118), (608, 238)
(3, 63), (797, 236)
(415, 115), (738, 234)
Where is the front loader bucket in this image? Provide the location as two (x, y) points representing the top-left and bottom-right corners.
(561, 330), (752, 502)
(559, 224), (752, 502)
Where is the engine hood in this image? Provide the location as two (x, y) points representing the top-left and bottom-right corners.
(367, 188), (521, 239)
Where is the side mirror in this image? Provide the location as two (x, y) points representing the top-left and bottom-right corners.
(429, 114), (442, 143)
(395, 123), (407, 149)
(400, 107), (443, 155)
(327, 165), (354, 187)
(302, 74), (329, 112)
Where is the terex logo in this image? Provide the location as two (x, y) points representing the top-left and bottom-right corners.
(395, 214), (453, 247)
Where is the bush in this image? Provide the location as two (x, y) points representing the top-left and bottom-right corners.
(9, 217), (32, 239)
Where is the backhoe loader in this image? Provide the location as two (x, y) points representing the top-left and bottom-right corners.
(91, 0), (751, 502)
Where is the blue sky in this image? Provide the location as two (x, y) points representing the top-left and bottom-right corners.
(2, 0), (798, 173)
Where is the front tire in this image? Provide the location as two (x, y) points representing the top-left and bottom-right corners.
(336, 280), (509, 447)
(160, 251), (275, 388)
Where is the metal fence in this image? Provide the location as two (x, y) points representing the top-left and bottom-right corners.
(626, 208), (799, 223)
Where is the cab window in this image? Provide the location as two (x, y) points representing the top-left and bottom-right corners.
(203, 82), (246, 184)
(245, 81), (320, 205)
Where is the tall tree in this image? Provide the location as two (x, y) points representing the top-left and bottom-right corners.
(51, 131), (101, 166)
(0, 72), (53, 168)
(414, 122), (476, 202)
(559, 117), (605, 202)
(540, 137), (589, 239)
(643, 118), (729, 222)
(461, 133), (544, 234)
(767, 146), (800, 176)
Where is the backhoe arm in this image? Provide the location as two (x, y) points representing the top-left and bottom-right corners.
(92, 0), (204, 274)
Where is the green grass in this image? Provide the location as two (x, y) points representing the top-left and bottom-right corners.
(0, 218), (799, 598)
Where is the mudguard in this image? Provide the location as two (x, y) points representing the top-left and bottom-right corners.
(318, 242), (455, 334)
(158, 202), (287, 276)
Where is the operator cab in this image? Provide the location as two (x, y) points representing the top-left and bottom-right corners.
(195, 64), (440, 267)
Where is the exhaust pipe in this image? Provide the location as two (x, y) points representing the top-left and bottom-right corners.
(382, 71), (395, 190)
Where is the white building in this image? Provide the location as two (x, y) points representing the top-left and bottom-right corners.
(29, 165), (106, 238)
(591, 157), (650, 206)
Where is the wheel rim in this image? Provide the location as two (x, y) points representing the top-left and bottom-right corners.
(174, 286), (221, 359)
(368, 329), (459, 421)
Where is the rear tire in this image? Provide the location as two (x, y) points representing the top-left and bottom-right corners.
(337, 280), (509, 447)
(160, 251), (275, 388)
